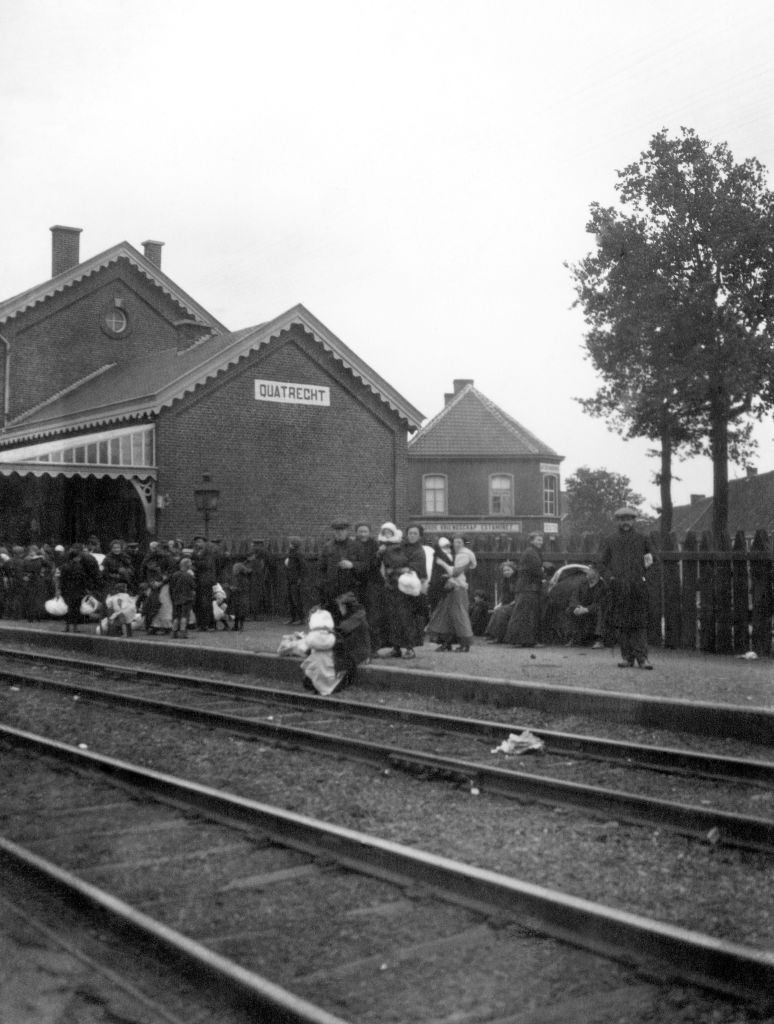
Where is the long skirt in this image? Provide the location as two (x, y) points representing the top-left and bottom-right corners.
(505, 591), (541, 645)
(150, 583), (174, 630)
(427, 587), (473, 642)
(485, 601), (514, 642)
(383, 587), (417, 648)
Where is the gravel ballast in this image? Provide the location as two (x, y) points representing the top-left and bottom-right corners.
(3, 681), (774, 956)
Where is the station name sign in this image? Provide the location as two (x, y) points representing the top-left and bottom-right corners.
(254, 380), (331, 406)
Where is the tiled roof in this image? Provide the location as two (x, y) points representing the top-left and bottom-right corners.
(0, 305), (424, 444)
(408, 383), (561, 459)
(0, 242), (227, 332)
(659, 470), (774, 538)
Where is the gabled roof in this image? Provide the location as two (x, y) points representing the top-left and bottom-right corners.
(0, 242), (228, 332)
(667, 496), (714, 537)
(408, 382), (561, 459)
(0, 304), (424, 445)
(663, 470), (774, 538)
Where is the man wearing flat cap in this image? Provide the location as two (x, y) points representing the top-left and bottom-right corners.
(318, 519), (362, 615)
(597, 507), (655, 669)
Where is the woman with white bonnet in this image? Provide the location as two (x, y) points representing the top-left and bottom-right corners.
(376, 521), (424, 658)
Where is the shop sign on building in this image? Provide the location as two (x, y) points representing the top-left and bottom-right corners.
(422, 521), (522, 533)
(254, 380), (331, 406)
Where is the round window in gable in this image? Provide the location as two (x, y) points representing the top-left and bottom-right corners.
(100, 300), (132, 340)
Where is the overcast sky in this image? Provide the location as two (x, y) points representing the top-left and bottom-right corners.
(3, 0), (774, 513)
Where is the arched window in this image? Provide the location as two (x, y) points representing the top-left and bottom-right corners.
(489, 474), (513, 515)
(423, 474), (447, 514)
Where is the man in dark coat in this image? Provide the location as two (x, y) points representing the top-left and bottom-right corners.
(597, 507), (655, 669)
(318, 519), (361, 615)
(284, 536), (309, 625)
(191, 536), (216, 631)
(352, 522), (385, 653)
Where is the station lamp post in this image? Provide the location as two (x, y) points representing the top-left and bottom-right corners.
(193, 473), (220, 540)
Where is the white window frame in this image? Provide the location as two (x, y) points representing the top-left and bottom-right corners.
(489, 474), (514, 516)
(423, 474), (448, 515)
(543, 474), (559, 516)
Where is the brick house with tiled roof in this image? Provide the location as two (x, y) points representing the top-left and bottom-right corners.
(407, 379), (563, 537)
(659, 468), (774, 541)
(0, 227), (423, 547)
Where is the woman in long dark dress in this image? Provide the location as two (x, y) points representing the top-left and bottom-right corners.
(59, 544), (100, 633)
(377, 522), (425, 659)
(484, 560), (517, 642)
(505, 533), (545, 647)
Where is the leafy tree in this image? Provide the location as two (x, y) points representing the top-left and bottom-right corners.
(564, 467), (645, 536)
(568, 128), (774, 543)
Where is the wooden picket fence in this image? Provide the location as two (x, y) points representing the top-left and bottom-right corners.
(472, 530), (774, 656)
(218, 529), (774, 655)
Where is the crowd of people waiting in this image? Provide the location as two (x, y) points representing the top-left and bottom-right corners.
(0, 534), (263, 638)
(0, 505), (655, 671)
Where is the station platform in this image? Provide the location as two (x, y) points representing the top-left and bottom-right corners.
(0, 616), (771, 711)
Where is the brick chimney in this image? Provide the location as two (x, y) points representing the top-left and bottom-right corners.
(746, 466), (758, 478)
(444, 393), (454, 406)
(453, 378), (474, 393)
(50, 225), (82, 276)
(142, 239), (164, 269)
(690, 494), (706, 506)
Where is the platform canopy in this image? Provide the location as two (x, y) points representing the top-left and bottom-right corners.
(0, 424), (156, 480)
(0, 423), (157, 530)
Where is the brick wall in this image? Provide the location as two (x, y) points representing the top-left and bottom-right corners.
(5, 260), (191, 418)
(155, 325), (410, 543)
(407, 455), (552, 518)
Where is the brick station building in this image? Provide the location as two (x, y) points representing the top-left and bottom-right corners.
(0, 227), (423, 547)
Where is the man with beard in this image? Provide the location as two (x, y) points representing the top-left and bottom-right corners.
(597, 507), (654, 670)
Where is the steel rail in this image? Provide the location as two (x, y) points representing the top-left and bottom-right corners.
(0, 836), (349, 1024)
(6, 674), (774, 853)
(2, 723), (774, 1009)
(2, 631), (774, 742)
(2, 652), (774, 786)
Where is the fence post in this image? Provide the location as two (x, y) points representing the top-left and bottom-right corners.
(751, 530), (773, 658)
(731, 531), (749, 654)
(646, 531), (662, 647)
(715, 531), (732, 655)
(699, 531), (715, 652)
(662, 532), (681, 649)
(680, 531), (698, 650)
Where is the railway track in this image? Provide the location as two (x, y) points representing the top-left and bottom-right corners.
(2, 646), (773, 783)
(4, 627), (774, 743)
(2, 724), (773, 1022)
(3, 653), (774, 854)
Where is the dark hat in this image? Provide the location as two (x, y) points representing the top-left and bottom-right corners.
(614, 507), (638, 519)
(331, 519), (350, 530)
(192, 535), (207, 543)
(335, 590), (357, 606)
